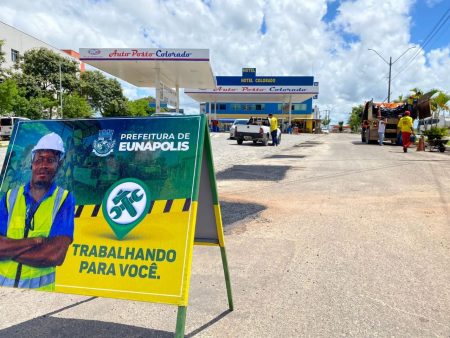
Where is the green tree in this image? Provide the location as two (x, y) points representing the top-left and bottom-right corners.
(394, 94), (404, 103)
(12, 96), (54, 120)
(431, 91), (450, 127)
(62, 94), (93, 118)
(102, 98), (130, 117)
(21, 48), (79, 93)
(347, 104), (363, 132)
(0, 79), (18, 115)
(127, 98), (154, 116)
(321, 117), (330, 127)
(431, 91), (450, 115)
(12, 48), (79, 118)
(80, 70), (128, 116)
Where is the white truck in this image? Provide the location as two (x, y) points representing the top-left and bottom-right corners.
(234, 117), (281, 146)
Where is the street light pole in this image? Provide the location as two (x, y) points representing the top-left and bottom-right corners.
(368, 47), (416, 103)
(387, 56), (392, 103)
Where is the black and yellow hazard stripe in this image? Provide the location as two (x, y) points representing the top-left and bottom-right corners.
(74, 198), (191, 218)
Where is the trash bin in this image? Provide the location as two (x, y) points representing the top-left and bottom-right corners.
(293, 127), (299, 134)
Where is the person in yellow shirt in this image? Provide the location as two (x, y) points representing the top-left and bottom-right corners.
(397, 111), (415, 152)
(268, 114), (278, 146)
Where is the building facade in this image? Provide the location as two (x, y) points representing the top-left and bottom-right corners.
(187, 68), (320, 131)
(0, 20), (83, 72)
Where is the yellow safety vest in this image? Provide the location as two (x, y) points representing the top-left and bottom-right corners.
(270, 117), (278, 132)
(0, 185), (68, 291)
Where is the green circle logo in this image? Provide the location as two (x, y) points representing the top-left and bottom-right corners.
(102, 178), (151, 240)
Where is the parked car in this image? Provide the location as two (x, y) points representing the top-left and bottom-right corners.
(0, 117), (30, 140)
(229, 119), (248, 139)
(235, 117), (281, 146)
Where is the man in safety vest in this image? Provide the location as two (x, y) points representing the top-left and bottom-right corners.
(0, 132), (75, 291)
(268, 114), (278, 146)
(397, 111), (415, 153)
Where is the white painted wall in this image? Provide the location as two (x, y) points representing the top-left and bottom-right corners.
(0, 21), (77, 70)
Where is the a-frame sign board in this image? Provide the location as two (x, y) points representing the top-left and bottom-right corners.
(0, 115), (232, 337)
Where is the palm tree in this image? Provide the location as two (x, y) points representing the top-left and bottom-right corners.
(432, 91), (450, 127)
(394, 94), (404, 103)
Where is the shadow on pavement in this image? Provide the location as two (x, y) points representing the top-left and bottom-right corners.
(186, 310), (232, 337)
(0, 316), (173, 338)
(220, 200), (266, 228)
(352, 141), (402, 146)
(216, 165), (290, 181)
(265, 154), (306, 159)
(228, 142), (269, 147)
(293, 141), (322, 148)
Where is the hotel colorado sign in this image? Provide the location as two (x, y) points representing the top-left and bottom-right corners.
(80, 48), (210, 60)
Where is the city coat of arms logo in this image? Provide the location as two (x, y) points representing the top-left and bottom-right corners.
(93, 129), (115, 157)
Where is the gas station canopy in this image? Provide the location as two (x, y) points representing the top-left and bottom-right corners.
(79, 48), (216, 89)
(184, 68), (319, 104)
(184, 87), (319, 103)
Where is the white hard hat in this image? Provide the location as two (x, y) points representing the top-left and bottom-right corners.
(32, 132), (65, 158)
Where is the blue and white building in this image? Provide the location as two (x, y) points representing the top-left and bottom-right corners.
(185, 68), (320, 131)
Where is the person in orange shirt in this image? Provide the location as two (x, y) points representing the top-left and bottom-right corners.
(397, 111), (415, 152)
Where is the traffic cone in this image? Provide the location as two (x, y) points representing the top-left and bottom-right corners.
(416, 135), (425, 151)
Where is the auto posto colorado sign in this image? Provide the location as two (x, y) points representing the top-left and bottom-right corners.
(81, 48), (210, 61)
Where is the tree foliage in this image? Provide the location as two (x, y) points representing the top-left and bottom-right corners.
(79, 70), (128, 116)
(13, 96), (54, 120)
(62, 94), (93, 118)
(0, 79), (18, 115)
(347, 104), (363, 132)
(21, 48), (79, 94)
(0, 47), (154, 119)
(321, 117), (330, 127)
(431, 91), (450, 115)
(127, 98), (154, 116)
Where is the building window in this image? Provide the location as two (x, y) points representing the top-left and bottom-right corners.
(293, 104), (307, 111)
(11, 49), (19, 63)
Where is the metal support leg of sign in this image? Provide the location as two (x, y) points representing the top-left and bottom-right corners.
(175, 306), (187, 338)
(174, 247), (233, 337)
(220, 246), (234, 310)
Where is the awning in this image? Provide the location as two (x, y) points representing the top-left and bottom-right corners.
(79, 48), (216, 89)
(184, 86), (319, 103)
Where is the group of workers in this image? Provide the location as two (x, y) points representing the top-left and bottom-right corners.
(376, 110), (415, 152)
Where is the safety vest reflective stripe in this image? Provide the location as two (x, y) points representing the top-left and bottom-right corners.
(0, 271), (55, 288)
(6, 188), (19, 228)
(52, 187), (65, 221)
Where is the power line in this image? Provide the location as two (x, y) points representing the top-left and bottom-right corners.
(391, 7), (450, 80)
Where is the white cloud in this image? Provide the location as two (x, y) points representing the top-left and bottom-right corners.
(0, 0), (449, 123)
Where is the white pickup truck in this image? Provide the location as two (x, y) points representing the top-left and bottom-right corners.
(234, 117), (281, 146)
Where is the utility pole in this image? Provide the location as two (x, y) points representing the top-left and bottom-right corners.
(368, 47), (416, 103)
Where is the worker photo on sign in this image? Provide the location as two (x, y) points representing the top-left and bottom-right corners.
(0, 132), (75, 291)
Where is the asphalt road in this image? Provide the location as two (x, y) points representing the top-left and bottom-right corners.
(0, 133), (449, 337)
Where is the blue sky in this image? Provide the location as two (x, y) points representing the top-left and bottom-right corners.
(324, 0), (449, 52)
(0, 0), (449, 123)
(410, 0), (449, 51)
